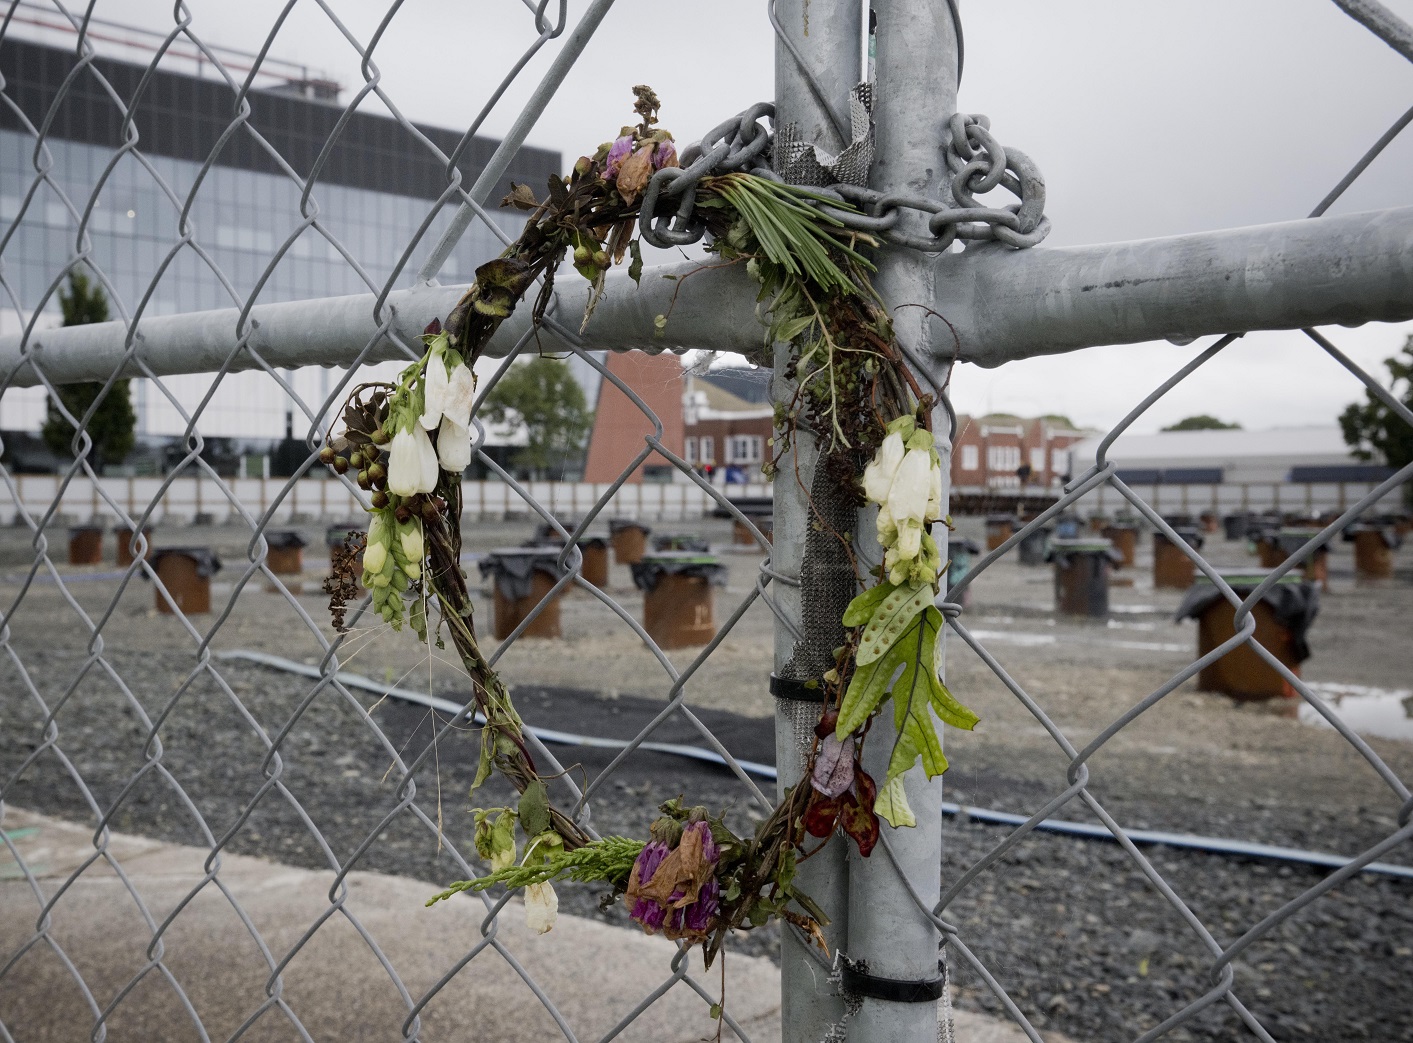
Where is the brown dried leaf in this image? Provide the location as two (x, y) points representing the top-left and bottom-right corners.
(625, 825), (713, 909)
(614, 145), (655, 205)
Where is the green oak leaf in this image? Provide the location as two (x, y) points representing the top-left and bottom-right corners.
(837, 616), (919, 736)
(875, 776), (916, 828)
(857, 581), (933, 666)
(842, 581), (894, 627)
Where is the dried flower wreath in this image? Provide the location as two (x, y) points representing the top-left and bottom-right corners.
(320, 87), (977, 971)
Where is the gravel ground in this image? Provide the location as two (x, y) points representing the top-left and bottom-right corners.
(2, 515), (1412, 1041)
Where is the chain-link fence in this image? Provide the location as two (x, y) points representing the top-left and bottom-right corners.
(2, 1), (1411, 1042)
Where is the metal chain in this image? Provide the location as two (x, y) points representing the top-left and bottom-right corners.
(639, 101), (1050, 253)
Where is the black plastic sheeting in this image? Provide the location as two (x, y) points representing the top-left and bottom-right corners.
(1046, 540), (1124, 566)
(478, 550), (563, 601)
(630, 555), (728, 592)
(1343, 524), (1404, 550)
(1157, 527), (1205, 550)
(1175, 577), (1321, 663)
(652, 534), (711, 553)
(1017, 525), (1051, 566)
(608, 518), (652, 537)
(525, 533), (608, 550)
(531, 519), (582, 544)
(264, 530), (308, 550)
(151, 547), (223, 577)
(326, 526), (363, 547)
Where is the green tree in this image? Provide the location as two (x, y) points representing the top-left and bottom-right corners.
(1162, 415), (1241, 432)
(41, 272), (136, 469)
(482, 356), (593, 479)
(1339, 335), (1413, 483)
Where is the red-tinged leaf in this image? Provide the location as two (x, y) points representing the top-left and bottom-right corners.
(838, 791), (879, 857)
(423, 318), (442, 336)
(854, 766), (877, 809)
(814, 708), (839, 740)
(810, 733), (855, 798)
(803, 795), (841, 838)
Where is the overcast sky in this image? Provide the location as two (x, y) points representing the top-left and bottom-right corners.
(51, 0), (1413, 433)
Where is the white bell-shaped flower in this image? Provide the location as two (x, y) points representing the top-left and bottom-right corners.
(443, 362), (475, 429)
(894, 519), (923, 561)
(363, 516), (389, 574)
(876, 500), (898, 547)
(525, 881), (558, 935)
(925, 455), (943, 522)
(862, 432), (905, 505)
(419, 357), (451, 430)
(397, 517), (423, 562)
(387, 425), (440, 496)
(436, 414), (472, 473)
(887, 448), (933, 529)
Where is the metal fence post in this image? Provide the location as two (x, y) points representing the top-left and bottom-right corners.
(847, 2), (958, 1039)
(771, 2), (862, 1039)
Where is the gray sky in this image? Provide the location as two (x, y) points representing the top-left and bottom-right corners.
(64, 0), (1413, 433)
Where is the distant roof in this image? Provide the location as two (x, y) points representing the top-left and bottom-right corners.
(700, 366), (771, 405)
(1069, 426), (1359, 467)
(698, 381), (761, 413)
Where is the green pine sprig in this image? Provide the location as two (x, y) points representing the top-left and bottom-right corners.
(702, 173), (874, 296)
(426, 835), (647, 906)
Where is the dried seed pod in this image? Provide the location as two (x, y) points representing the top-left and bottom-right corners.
(319, 446), (336, 466)
(350, 451), (365, 469)
(357, 469), (371, 490)
(333, 456), (349, 475)
(371, 490), (389, 509)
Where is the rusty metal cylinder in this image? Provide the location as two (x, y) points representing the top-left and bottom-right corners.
(152, 548), (220, 615)
(114, 526), (152, 568)
(1353, 528), (1395, 579)
(1101, 524), (1138, 567)
(1050, 540), (1117, 618)
(68, 526), (104, 565)
(985, 515), (1014, 552)
(609, 521), (649, 565)
(1153, 528), (1204, 589)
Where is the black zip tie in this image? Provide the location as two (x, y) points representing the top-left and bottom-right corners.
(769, 674), (827, 703)
(840, 955), (947, 1004)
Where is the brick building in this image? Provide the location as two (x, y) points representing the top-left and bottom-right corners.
(682, 369), (774, 480)
(952, 414), (1091, 490)
(581, 352), (685, 483)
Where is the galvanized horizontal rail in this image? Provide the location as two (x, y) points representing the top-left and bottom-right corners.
(4, 205), (1411, 387)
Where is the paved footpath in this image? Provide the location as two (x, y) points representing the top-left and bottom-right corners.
(1, 807), (1049, 1042)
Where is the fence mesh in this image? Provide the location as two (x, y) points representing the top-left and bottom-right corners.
(1, 2), (1411, 1042)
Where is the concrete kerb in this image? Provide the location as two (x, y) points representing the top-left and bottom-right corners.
(0, 808), (776, 1042)
(0, 809), (1056, 1042)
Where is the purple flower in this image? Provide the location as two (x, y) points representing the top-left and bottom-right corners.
(683, 820), (719, 863)
(654, 140), (677, 170)
(604, 135), (633, 180)
(631, 895), (668, 931)
(627, 840), (670, 931)
(684, 876), (720, 933)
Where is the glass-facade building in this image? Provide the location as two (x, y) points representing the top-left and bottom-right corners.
(0, 33), (560, 461)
